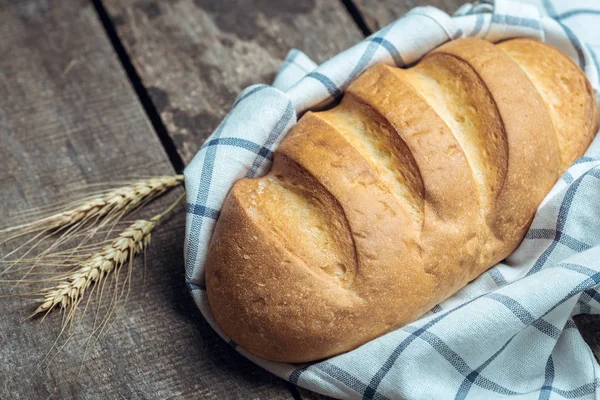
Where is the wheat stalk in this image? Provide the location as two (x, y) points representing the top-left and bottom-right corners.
(0, 175), (185, 372)
(50, 175), (183, 227)
(32, 189), (184, 320)
(0, 174), (185, 371)
(2, 175), (182, 239)
(4, 176), (182, 233)
(0, 175), (183, 277)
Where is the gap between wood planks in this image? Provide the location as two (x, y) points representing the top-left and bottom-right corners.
(342, 0), (373, 36)
(90, 1), (370, 399)
(92, 0), (185, 173)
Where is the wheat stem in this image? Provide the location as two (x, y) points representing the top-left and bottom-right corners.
(0, 175), (183, 260)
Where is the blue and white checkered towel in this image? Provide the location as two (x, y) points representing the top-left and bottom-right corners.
(184, 0), (600, 398)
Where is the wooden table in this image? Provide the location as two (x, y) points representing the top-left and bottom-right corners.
(1, 1), (599, 399)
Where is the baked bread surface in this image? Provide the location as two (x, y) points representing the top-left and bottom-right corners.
(205, 38), (598, 362)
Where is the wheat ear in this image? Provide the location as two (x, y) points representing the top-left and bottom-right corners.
(32, 219), (152, 317)
(0, 175), (184, 285)
(32, 192), (185, 320)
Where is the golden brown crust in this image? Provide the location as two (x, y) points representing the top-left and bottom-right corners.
(497, 39), (599, 170)
(206, 38), (598, 362)
(342, 63), (485, 295)
(430, 38), (560, 259)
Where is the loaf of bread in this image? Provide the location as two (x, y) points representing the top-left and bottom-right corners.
(205, 38), (598, 362)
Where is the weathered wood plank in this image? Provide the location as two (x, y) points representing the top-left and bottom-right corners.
(102, 0), (364, 164)
(354, 0), (468, 32)
(0, 1), (292, 399)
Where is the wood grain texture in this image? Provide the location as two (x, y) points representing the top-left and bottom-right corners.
(354, 0), (468, 32)
(102, 0), (364, 164)
(0, 0), (292, 398)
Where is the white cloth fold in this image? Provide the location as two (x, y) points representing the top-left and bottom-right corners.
(184, 1), (600, 398)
